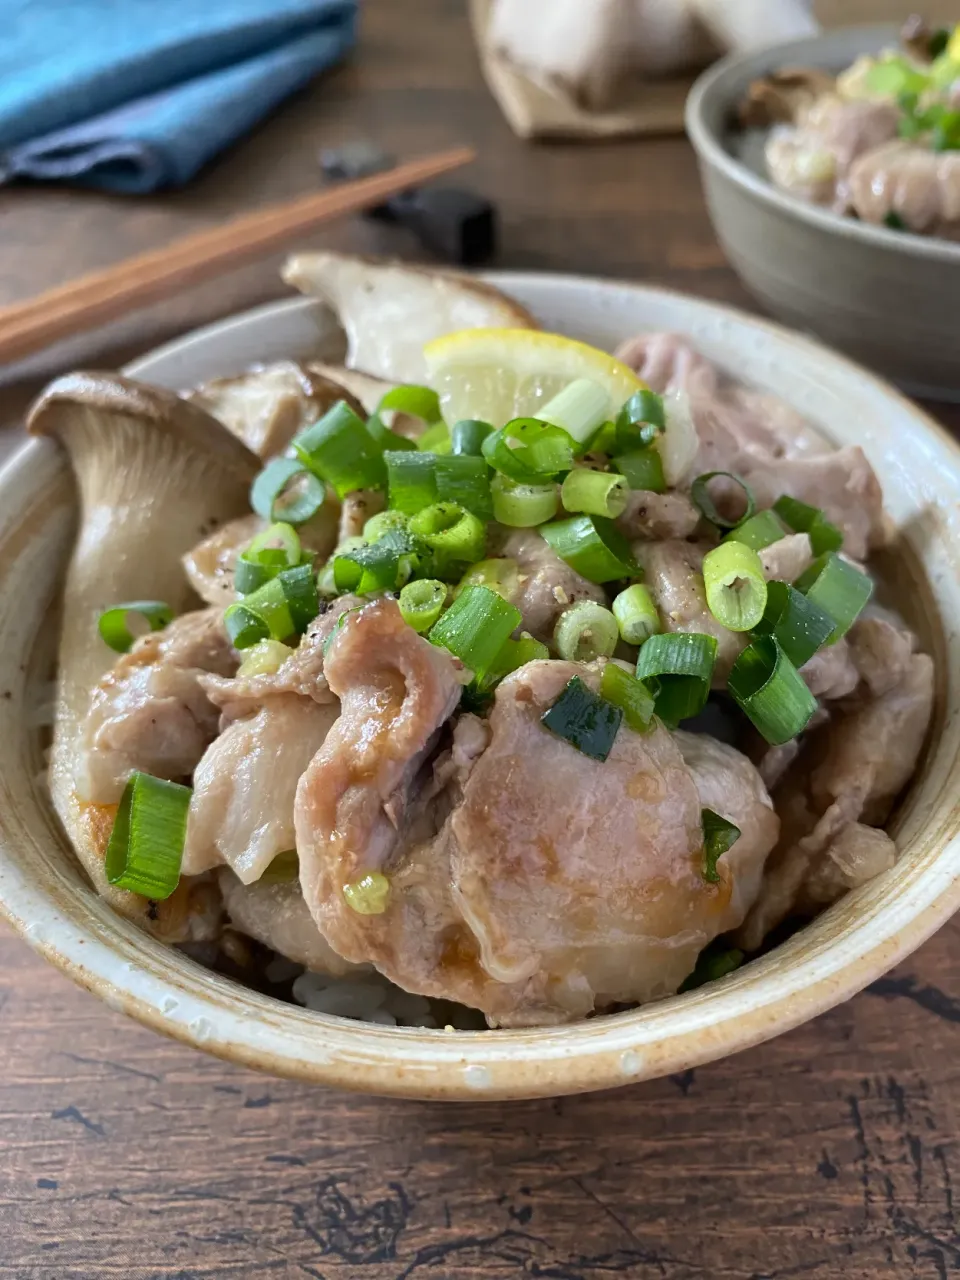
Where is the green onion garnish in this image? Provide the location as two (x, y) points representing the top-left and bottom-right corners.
(456, 557), (520, 602)
(554, 601), (620, 663)
(482, 418), (576, 482)
(451, 419), (494, 456)
(236, 638), (294, 678)
(366, 412), (417, 453)
(377, 384), (441, 424)
(398, 578), (447, 633)
(491, 475), (559, 527)
(727, 635), (817, 744)
(417, 420), (452, 453)
(700, 808), (741, 884)
(250, 457), (326, 525)
(560, 468), (629, 519)
(612, 583), (660, 645)
(292, 400), (386, 498)
(541, 675), (622, 762)
(884, 210), (907, 231)
(224, 603), (270, 649)
(386, 451), (492, 520)
(224, 564), (319, 645)
(105, 771), (191, 900)
(772, 495), (843, 556)
(409, 502), (486, 578)
(428, 584), (522, 680)
(679, 941), (745, 992)
(363, 510), (411, 543)
(334, 528), (421, 594)
(612, 446), (666, 494)
(793, 552), (873, 643)
(98, 601), (173, 653)
(537, 379), (611, 449)
(484, 634), (549, 685)
(722, 509), (788, 551)
(385, 450), (438, 514)
(235, 522), (302, 594)
(434, 455), (493, 521)
(540, 515), (638, 584)
(864, 57), (930, 98)
(702, 541), (768, 633)
(615, 389), (665, 453)
(599, 662), (655, 733)
(753, 581), (835, 670)
(343, 872), (391, 915)
(635, 632), (718, 729)
(691, 471), (756, 530)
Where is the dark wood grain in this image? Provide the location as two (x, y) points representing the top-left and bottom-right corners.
(2, 2), (960, 1276)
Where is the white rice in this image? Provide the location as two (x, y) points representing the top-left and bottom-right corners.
(291, 967), (437, 1027)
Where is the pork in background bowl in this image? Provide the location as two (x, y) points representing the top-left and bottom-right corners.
(686, 25), (960, 401)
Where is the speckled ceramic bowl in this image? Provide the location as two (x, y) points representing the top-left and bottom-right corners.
(686, 26), (960, 401)
(1, 274), (958, 1100)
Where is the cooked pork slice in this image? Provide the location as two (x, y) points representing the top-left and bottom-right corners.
(636, 540), (745, 682)
(186, 361), (365, 459)
(297, 652), (778, 1026)
(219, 869), (359, 974)
(847, 139), (960, 237)
(491, 528), (606, 643)
(616, 489), (700, 541)
(338, 489), (385, 544)
(848, 614), (917, 696)
(800, 639), (859, 701)
(76, 608), (237, 803)
(802, 823), (897, 906)
(759, 533), (813, 583)
(182, 694), (339, 883)
(201, 595), (363, 714)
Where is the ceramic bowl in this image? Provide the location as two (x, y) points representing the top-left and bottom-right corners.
(686, 25), (960, 401)
(2, 273), (959, 1100)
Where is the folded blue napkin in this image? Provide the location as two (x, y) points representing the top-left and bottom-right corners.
(0, 0), (357, 193)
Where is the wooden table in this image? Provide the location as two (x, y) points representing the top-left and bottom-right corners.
(2, 4), (959, 1276)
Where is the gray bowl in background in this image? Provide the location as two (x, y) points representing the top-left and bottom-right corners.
(686, 25), (960, 401)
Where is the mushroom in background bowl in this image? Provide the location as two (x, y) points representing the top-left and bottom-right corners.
(686, 24), (960, 400)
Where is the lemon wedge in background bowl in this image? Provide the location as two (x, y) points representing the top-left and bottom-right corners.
(423, 328), (646, 429)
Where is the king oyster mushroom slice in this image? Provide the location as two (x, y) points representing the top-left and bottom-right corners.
(281, 251), (538, 383)
(28, 373), (259, 941)
(186, 360), (366, 460)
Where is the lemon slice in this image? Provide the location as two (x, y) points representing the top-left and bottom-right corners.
(423, 328), (646, 428)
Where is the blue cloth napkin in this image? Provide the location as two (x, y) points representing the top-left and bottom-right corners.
(0, 0), (357, 193)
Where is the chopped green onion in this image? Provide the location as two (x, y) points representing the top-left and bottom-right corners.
(235, 522), (302, 594)
(451, 419), (493, 456)
(259, 849), (300, 884)
(793, 552), (873, 643)
(377, 384), (441, 424)
(727, 636), (817, 745)
(588, 420), (618, 455)
(541, 675), (622, 762)
(417, 420), (452, 454)
(612, 584), (660, 645)
(250, 457), (326, 525)
(537, 379), (611, 448)
(864, 57), (930, 98)
(772, 495), (843, 556)
(484, 635), (549, 685)
(98, 601), (173, 653)
(366, 412), (417, 452)
(482, 418), (575, 482)
(754, 581), (835, 669)
(278, 563), (320, 633)
(635, 633), (718, 729)
(723, 509), (788, 551)
(554, 601), (619, 663)
(385, 450), (438, 515)
(223, 603), (270, 649)
(343, 872), (391, 915)
(456, 558), (519, 602)
(386, 451), (492, 520)
(491, 474), (559, 527)
(933, 109), (960, 151)
(679, 941), (744, 992)
(700, 808), (741, 884)
(105, 771), (191, 900)
(613, 447), (666, 494)
(428, 584), (522, 680)
(434, 455), (493, 521)
(398, 579), (447, 633)
(292, 401), (386, 498)
(237, 638), (294, 678)
(702, 542), (768, 632)
(334, 528), (420, 594)
(409, 502), (486, 577)
(560, 468), (629, 518)
(540, 515), (638, 584)
(883, 210), (907, 231)
(363, 509), (410, 543)
(615, 389), (665, 453)
(599, 662), (655, 733)
(691, 472), (756, 530)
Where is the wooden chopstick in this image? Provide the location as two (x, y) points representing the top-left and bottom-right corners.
(0, 145), (476, 365)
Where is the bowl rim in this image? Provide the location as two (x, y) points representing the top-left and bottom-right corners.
(4, 274), (960, 1100)
(685, 22), (960, 265)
